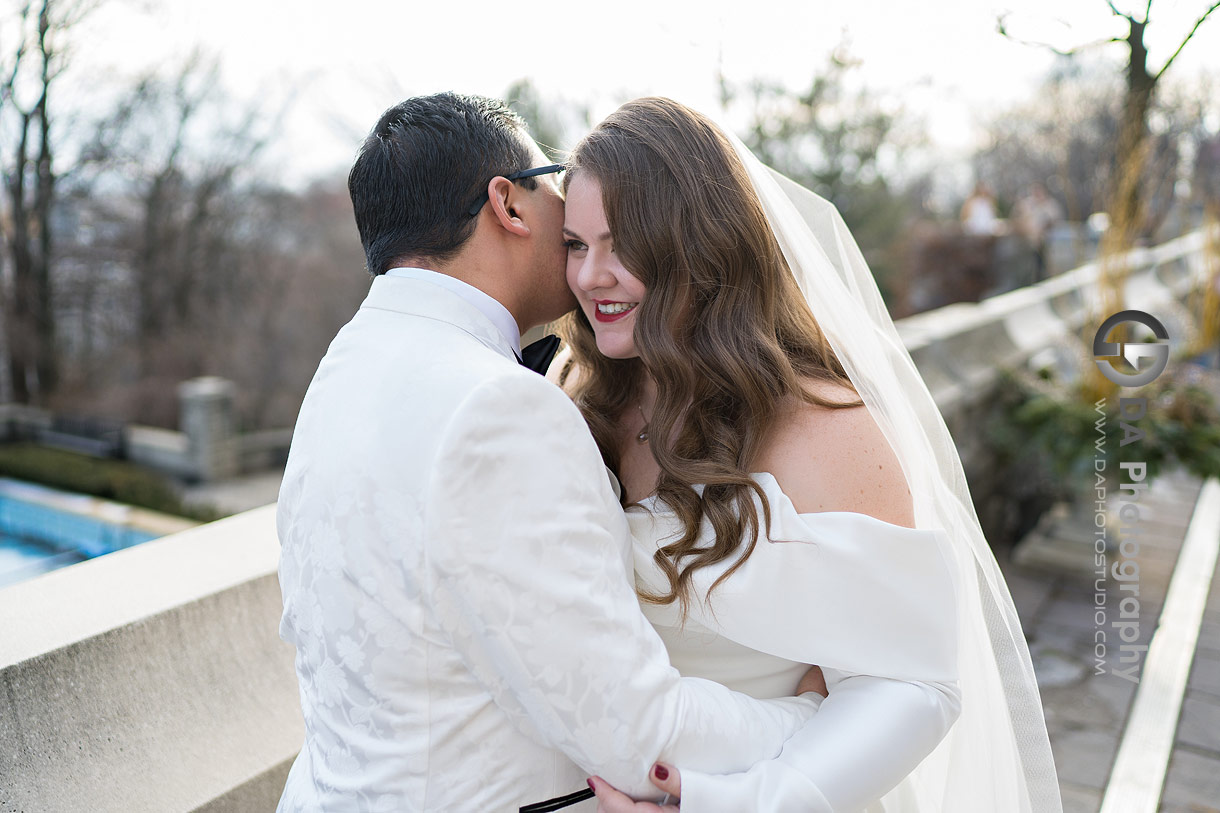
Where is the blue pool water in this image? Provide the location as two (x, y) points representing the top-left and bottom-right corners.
(0, 487), (162, 589)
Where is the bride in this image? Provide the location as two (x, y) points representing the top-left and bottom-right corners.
(552, 98), (1062, 811)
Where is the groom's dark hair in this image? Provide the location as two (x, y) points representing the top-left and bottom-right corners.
(348, 92), (538, 275)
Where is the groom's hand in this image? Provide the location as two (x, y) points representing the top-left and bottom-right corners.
(589, 763), (681, 812)
(797, 664), (828, 698)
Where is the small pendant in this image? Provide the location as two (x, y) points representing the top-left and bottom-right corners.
(635, 403), (650, 443)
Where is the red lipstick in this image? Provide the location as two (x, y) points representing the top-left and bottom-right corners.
(592, 300), (638, 323)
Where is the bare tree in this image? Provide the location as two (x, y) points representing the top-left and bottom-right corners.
(0, 0), (94, 402)
(0, 19), (370, 430)
(51, 56), (265, 423)
(998, 1), (1220, 239)
(49, 55), (369, 431)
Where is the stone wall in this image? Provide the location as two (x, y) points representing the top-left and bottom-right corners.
(0, 506), (299, 812)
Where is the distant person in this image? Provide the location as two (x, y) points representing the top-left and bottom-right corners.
(1013, 182), (1063, 281)
(960, 181), (999, 236)
(958, 182), (1000, 299)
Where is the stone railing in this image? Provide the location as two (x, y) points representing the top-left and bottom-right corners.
(0, 227), (1214, 811)
(897, 227), (1213, 540)
(0, 506), (299, 812)
(899, 228), (1209, 409)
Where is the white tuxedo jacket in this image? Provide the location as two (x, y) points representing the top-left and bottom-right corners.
(275, 275), (818, 812)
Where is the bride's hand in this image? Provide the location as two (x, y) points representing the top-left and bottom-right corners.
(797, 664), (828, 697)
(588, 763), (681, 812)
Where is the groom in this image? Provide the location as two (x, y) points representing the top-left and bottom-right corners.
(274, 92), (821, 811)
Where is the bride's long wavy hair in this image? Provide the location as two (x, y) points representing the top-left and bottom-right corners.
(559, 97), (863, 618)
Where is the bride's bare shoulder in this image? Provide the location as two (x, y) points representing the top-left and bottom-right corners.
(760, 379), (915, 528)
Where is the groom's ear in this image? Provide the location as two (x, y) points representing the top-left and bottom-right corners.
(485, 176), (531, 238)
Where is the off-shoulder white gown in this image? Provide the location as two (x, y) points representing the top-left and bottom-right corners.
(627, 472), (963, 812)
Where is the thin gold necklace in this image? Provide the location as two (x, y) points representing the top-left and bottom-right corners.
(636, 403), (650, 444)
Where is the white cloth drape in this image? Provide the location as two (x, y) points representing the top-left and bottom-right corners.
(723, 130), (1063, 812)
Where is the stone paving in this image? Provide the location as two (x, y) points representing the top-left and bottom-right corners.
(179, 468), (284, 515)
(1001, 466), (1219, 811)
(1160, 553), (1220, 813)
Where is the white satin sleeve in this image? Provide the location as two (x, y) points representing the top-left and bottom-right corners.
(631, 472), (964, 810)
(678, 668), (961, 811)
(423, 373), (820, 799)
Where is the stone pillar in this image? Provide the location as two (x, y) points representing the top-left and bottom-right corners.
(178, 377), (238, 482)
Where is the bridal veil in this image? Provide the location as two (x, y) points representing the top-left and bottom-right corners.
(719, 125), (1063, 811)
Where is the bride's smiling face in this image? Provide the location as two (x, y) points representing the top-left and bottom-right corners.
(563, 173), (646, 359)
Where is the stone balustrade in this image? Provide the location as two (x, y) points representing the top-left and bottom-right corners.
(0, 227), (1215, 811)
(897, 228), (1213, 539)
(0, 505), (298, 812)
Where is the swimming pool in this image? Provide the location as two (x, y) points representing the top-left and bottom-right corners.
(0, 479), (182, 589)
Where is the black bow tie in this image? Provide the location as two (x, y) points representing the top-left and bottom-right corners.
(519, 334), (561, 375)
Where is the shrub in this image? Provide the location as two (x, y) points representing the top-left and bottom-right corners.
(0, 444), (221, 521)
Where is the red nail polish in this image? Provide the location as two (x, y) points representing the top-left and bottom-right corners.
(654, 764), (669, 781)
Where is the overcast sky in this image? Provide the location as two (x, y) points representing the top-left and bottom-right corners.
(74, 0), (1220, 186)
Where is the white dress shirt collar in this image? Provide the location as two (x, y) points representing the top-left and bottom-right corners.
(384, 267), (522, 358)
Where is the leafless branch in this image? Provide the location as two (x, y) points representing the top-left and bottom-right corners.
(1156, 0), (1220, 79)
(1, 3), (34, 110)
(996, 15), (1123, 55)
(1144, 0), (1153, 23)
